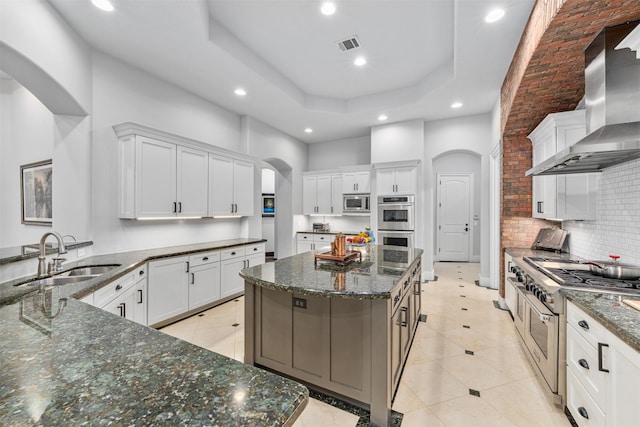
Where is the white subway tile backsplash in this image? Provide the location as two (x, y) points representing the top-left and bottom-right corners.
(563, 158), (640, 265)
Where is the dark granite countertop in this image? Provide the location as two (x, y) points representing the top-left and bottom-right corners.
(563, 290), (640, 353)
(0, 238), (308, 426)
(240, 245), (423, 300)
(1, 238), (267, 305)
(0, 241), (93, 265)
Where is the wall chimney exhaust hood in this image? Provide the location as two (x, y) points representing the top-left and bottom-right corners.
(527, 20), (640, 176)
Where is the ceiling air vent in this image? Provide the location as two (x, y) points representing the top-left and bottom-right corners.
(336, 35), (361, 52)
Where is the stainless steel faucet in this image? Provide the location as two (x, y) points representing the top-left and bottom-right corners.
(37, 231), (68, 277)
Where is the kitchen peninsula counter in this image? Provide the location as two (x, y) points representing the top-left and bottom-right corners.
(241, 245), (424, 427)
(0, 238), (308, 426)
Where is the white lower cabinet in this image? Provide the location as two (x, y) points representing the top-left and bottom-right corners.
(566, 301), (640, 427)
(92, 265), (148, 326)
(147, 256), (189, 326)
(296, 233), (333, 254)
(220, 243), (265, 298)
(188, 250), (221, 309)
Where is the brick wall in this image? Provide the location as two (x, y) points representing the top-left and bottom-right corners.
(499, 0), (640, 295)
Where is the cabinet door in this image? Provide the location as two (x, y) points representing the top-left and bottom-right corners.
(133, 278), (147, 326)
(103, 286), (137, 321)
(606, 331), (640, 427)
(177, 146), (208, 217)
(246, 252), (265, 268)
(355, 171), (371, 193)
(557, 174), (598, 220)
(376, 168), (396, 195)
(221, 257), (246, 298)
(394, 167), (417, 194)
(233, 159), (255, 216)
(189, 262), (221, 309)
(316, 175), (332, 214)
(331, 175), (343, 215)
(342, 173), (358, 194)
(209, 154), (234, 216)
(303, 176), (318, 215)
(147, 256), (189, 326)
(135, 137), (177, 217)
(391, 307), (403, 389)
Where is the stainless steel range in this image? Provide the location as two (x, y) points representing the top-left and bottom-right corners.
(507, 251), (640, 408)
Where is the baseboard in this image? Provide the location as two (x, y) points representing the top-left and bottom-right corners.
(478, 274), (497, 289)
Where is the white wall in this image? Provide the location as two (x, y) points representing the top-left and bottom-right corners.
(243, 116), (308, 259)
(563, 158), (640, 265)
(0, 78), (55, 246)
(371, 119), (425, 164)
(0, 0), (91, 114)
(91, 52), (246, 254)
(423, 114), (492, 280)
(308, 136), (370, 170)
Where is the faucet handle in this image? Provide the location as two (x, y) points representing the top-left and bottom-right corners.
(49, 257), (67, 273)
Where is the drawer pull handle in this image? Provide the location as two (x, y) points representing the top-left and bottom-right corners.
(578, 320), (589, 330)
(139, 270), (145, 276)
(598, 342), (610, 372)
(578, 358), (589, 370)
(254, 247), (258, 251)
(231, 251), (236, 255)
(577, 407), (589, 419)
(202, 257), (209, 261)
(115, 284), (122, 291)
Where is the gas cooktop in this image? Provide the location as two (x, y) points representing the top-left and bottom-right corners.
(524, 256), (640, 295)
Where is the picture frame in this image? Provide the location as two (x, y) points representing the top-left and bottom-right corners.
(21, 159), (53, 225)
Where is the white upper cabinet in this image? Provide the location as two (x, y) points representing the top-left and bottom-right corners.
(376, 166), (417, 195)
(331, 174), (343, 215)
(303, 173), (342, 215)
(128, 136), (207, 218)
(209, 154), (255, 216)
(528, 110), (598, 220)
(342, 170), (371, 194)
(114, 122), (256, 219)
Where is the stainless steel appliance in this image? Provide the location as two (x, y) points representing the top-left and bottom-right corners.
(527, 20), (640, 176)
(377, 195), (415, 231)
(343, 194), (370, 214)
(378, 230), (414, 248)
(313, 222), (330, 232)
(507, 232), (640, 407)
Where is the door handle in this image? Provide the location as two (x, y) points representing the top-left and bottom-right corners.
(191, 272), (195, 285)
(178, 202), (182, 213)
(118, 303), (126, 318)
(137, 289), (143, 304)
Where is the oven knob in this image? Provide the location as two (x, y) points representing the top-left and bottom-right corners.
(510, 266), (517, 274)
(516, 272), (523, 282)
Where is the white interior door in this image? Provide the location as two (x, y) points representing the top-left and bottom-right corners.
(437, 174), (471, 261)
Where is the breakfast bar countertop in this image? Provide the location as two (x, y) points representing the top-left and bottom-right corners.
(0, 238), (308, 426)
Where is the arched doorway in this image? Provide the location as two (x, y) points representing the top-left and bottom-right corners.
(262, 157), (294, 259)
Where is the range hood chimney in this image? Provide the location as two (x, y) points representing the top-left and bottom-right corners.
(527, 20), (640, 176)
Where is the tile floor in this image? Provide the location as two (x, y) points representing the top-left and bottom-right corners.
(160, 262), (570, 426)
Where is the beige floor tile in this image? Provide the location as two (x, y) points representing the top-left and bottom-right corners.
(400, 406), (446, 427)
(159, 262), (571, 427)
(292, 398), (359, 427)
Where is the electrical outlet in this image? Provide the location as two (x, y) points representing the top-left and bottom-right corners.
(293, 297), (307, 309)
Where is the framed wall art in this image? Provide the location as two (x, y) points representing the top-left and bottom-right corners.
(21, 159), (53, 225)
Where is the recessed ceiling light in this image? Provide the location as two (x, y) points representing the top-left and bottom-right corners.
(378, 114), (388, 121)
(354, 56), (367, 67)
(234, 88), (247, 96)
(485, 9), (505, 23)
(304, 128), (313, 133)
(320, 2), (336, 16)
(91, 0), (114, 12)
(451, 102), (463, 109)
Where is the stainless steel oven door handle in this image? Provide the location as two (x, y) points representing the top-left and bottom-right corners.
(524, 292), (554, 322)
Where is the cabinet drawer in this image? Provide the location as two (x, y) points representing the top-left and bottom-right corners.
(567, 303), (607, 348)
(221, 246), (246, 261)
(313, 234), (332, 243)
(567, 369), (605, 427)
(567, 324), (606, 405)
(297, 233), (315, 242)
(95, 266), (147, 308)
(245, 243), (265, 255)
(188, 250), (220, 267)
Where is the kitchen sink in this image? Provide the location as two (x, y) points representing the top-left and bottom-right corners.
(15, 264), (121, 287)
(60, 265), (120, 277)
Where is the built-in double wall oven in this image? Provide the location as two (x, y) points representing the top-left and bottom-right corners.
(377, 195), (415, 248)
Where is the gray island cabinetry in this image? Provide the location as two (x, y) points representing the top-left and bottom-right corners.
(241, 245), (423, 427)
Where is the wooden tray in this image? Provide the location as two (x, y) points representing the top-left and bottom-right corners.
(623, 299), (640, 313)
(314, 251), (361, 267)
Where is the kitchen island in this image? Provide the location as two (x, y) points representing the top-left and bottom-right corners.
(241, 245), (423, 427)
(0, 239), (308, 426)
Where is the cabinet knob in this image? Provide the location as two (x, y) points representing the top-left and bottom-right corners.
(203, 256), (209, 261)
(578, 320), (589, 330)
(577, 407), (589, 419)
(578, 358), (589, 370)
(115, 284), (122, 291)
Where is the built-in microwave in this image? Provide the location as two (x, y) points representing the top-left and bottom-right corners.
(343, 194), (370, 214)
